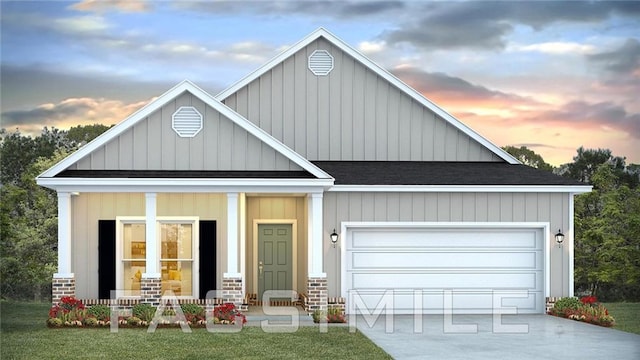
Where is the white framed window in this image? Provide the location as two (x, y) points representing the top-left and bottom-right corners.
(116, 217), (199, 299)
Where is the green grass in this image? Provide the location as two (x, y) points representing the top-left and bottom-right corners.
(602, 302), (640, 335)
(0, 301), (391, 359)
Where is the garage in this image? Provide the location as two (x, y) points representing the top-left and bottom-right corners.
(342, 223), (548, 314)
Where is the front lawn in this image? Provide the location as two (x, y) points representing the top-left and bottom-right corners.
(602, 302), (640, 335)
(0, 301), (391, 359)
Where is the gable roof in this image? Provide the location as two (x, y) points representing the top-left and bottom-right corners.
(215, 28), (519, 165)
(313, 161), (591, 192)
(38, 80), (332, 180)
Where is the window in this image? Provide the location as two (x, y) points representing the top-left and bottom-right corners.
(116, 217), (198, 298)
(121, 222), (146, 296)
(160, 222), (194, 296)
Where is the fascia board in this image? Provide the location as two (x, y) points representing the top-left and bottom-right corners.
(328, 185), (593, 193)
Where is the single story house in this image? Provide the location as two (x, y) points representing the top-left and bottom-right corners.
(37, 28), (591, 314)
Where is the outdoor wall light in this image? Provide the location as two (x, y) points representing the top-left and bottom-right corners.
(555, 229), (565, 247)
(330, 229), (339, 248)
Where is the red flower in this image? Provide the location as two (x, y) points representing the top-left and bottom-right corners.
(580, 296), (597, 305)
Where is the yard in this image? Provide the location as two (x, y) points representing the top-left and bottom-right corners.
(0, 301), (391, 360)
(603, 302), (640, 335)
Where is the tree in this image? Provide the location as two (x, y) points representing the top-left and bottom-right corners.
(0, 150), (70, 300)
(562, 147), (628, 184)
(66, 124), (112, 145)
(574, 164), (640, 300)
(502, 145), (553, 171)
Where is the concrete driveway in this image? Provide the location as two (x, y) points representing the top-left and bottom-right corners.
(355, 314), (640, 359)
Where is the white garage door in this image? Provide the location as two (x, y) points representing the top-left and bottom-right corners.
(344, 225), (546, 314)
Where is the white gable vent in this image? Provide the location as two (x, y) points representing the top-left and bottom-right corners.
(172, 106), (203, 137)
(308, 50), (334, 76)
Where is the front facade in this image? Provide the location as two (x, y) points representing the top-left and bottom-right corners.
(38, 28), (590, 314)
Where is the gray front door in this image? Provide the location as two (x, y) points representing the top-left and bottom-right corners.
(258, 224), (292, 300)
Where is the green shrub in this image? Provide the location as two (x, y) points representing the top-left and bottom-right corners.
(87, 304), (111, 321)
(162, 308), (176, 316)
(312, 309), (326, 323)
(84, 317), (98, 326)
(132, 303), (156, 322)
(46, 317), (63, 327)
(551, 297), (582, 316)
(327, 306), (346, 323)
(181, 303), (204, 316)
(127, 316), (142, 326)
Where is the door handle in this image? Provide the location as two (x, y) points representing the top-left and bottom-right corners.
(258, 261), (264, 278)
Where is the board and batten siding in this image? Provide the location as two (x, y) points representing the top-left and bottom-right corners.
(69, 92), (302, 171)
(322, 192), (571, 298)
(222, 38), (501, 162)
(245, 196), (308, 295)
(71, 193), (227, 299)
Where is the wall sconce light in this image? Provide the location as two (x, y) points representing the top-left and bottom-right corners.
(330, 229), (339, 248)
(555, 229), (565, 247)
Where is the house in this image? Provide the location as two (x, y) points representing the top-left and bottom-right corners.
(37, 28), (591, 314)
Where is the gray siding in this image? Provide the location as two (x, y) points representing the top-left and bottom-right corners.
(223, 38), (501, 162)
(322, 192), (571, 298)
(69, 92), (302, 171)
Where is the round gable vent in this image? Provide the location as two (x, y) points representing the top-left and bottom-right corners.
(172, 106), (203, 137)
(308, 50), (334, 76)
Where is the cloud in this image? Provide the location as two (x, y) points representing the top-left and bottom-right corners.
(588, 38), (640, 74)
(391, 66), (540, 109)
(70, 0), (152, 13)
(381, 1), (640, 50)
(175, 1), (405, 18)
(1, 97), (150, 135)
(52, 15), (111, 34)
(511, 42), (596, 55)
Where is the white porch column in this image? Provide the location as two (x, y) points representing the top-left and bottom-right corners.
(225, 192), (240, 277)
(55, 192), (73, 277)
(308, 193), (325, 276)
(144, 193), (159, 277)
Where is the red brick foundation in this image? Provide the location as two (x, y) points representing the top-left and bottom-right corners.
(52, 276), (75, 305)
(222, 276), (245, 311)
(307, 276), (327, 312)
(140, 277), (162, 306)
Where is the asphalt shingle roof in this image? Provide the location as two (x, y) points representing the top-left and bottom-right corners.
(312, 161), (587, 186)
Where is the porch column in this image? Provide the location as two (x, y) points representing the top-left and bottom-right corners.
(52, 191), (74, 304)
(141, 193), (161, 305)
(307, 192), (327, 312)
(307, 193), (325, 276)
(223, 193), (243, 308)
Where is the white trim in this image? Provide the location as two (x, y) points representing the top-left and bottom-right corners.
(328, 184), (592, 193)
(215, 28), (519, 164)
(37, 177), (333, 193)
(115, 217), (146, 298)
(57, 192), (72, 275)
(145, 193), (158, 275)
(227, 193), (239, 275)
(569, 193), (575, 297)
(252, 220), (298, 295)
(37, 80), (332, 180)
(53, 273), (75, 278)
(308, 193), (324, 275)
(239, 193), (247, 296)
(339, 221), (550, 314)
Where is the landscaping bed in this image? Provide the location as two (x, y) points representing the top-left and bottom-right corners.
(548, 296), (615, 327)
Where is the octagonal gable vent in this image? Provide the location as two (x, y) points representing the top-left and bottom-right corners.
(308, 50), (334, 76)
(172, 106), (203, 137)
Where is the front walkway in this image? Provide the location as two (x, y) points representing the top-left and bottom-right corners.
(355, 314), (640, 360)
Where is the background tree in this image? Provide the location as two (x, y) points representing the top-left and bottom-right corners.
(502, 145), (553, 171)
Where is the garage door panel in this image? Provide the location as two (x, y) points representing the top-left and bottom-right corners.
(351, 272), (541, 290)
(350, 290), (542, 314)
(351, 229), (540, 249)
(351, 251), (540, 270)
(345, 226), (545, 314)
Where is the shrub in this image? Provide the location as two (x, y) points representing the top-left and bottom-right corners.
(46, 317), (63, 327)
(83, 317), (98, 327)
(212, 303), (246, 324)
(48, 296), (86, 323)
(327, 307), (346, 323)
(127, 316), (142, 326)
(87, 304), (111, 321)
(132, 303), (156, 322)
(312, 310), (326, 323)
(181, 303), (205, 322)
(550, 297), (581, 316)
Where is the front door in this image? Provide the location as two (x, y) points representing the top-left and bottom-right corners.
(258, 224), (292, 300)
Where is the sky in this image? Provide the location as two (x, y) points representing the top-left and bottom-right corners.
(1, 0), (639, 166)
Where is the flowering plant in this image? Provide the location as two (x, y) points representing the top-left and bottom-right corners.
(213, 303), (246, 325)
(580, 295), (597, 305)
(48, 296), (86, 326)
(548, 296), (614, 327)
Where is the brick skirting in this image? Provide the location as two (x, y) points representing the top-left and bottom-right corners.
(545, 296), (562, 313)
(222, 276), (246, 311)
(140, 277), (162, 306)
(306, 276), (328, 312)
(52, 276), (75, 305)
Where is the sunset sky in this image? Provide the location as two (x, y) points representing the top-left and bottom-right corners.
(1, 0), (639, 166)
